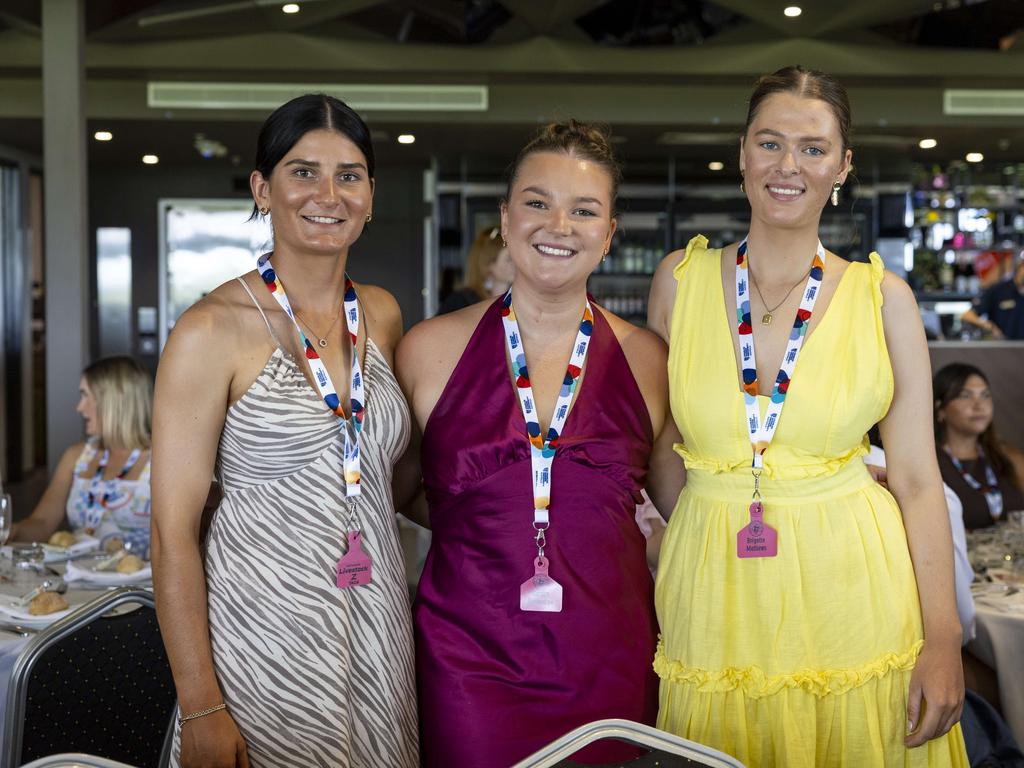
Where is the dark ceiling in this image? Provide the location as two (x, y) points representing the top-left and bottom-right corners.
(1, 0), (1024, 184)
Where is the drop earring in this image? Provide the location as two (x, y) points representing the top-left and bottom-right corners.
(739, 174), (745, 194)
(831, 181), (842, 207)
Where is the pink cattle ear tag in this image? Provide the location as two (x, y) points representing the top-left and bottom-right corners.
(336, 530), (372, 589)
(737, 501), (778, 558)
(520, 556), (563, 612)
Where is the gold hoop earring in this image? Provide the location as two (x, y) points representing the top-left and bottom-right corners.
(365, 214), (372, 223)
(259, 206), (269, 216)
(739, 179), (745, 194)
(831, 181), (842, 207)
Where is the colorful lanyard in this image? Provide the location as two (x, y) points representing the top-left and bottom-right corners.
(500, 289), (593, 576)
(736, 237), (826, 471)
(946, 448), (1003, 520)
(84, 448), (142, 525)
(257, 254), (365, 498)
(734, 238), (825, 558)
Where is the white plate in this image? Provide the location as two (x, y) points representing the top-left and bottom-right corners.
(0, 601), (74, 629)
(40, 535), (101, 562)
(64, 556), (152, 586)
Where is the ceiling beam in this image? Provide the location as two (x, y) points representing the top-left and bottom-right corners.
(499, 0), (605, 35)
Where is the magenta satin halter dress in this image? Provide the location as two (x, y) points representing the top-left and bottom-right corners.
(415, 298), (659, 768)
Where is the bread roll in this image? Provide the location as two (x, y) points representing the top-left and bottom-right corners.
(116, 554), (145, 574)
(29, 591), (69, 615)
(103, 537), (124, 554)
(48, 531), (76, 548)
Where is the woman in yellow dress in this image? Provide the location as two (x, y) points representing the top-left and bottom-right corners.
(647, 66), (968, 766)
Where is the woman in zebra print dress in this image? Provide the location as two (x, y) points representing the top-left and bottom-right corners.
(152, 95), (418, 768)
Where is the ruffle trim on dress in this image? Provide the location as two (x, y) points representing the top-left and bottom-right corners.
(653, 639), (923, 699)
(672, 442), (868, 479)
(867, 252), (885, 308)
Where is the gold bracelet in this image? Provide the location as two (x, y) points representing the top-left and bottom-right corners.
(178, 702), (227, 728)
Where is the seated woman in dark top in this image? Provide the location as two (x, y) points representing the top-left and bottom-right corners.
(933, 362), (1024, 529)
(437, 226), (514, 314)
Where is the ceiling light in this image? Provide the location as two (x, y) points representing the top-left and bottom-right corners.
(784, 6), (802, 17)
(142, 154), (159, 165)
(397, 134), (415, 145)
(965, 152), (984, 163)
(282, 3), (300, 13)
(708, 161), (724, 171)
(918, 138), (937, 149)
(93, 131), (113, 142)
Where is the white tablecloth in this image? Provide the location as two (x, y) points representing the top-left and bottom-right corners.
(969, 598), (1024, 746)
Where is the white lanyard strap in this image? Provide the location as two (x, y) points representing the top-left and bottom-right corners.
(735, 237), (826, 472)
(257, 255), (365, 497)
(500, 289), (594, 553)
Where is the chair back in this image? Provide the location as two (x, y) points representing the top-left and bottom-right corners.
(511, 718), (747, 768)
(3, 588), (176, 768)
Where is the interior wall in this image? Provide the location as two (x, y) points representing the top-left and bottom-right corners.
(88, 160), (429, 375)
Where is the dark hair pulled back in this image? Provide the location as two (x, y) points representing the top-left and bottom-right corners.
(251, 93), (375, 219)
(504, 119), (622, 212)
(745, 65), (852, 153)
(933, 362), (1014, 481)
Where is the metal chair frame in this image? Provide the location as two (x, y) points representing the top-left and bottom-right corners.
(511, 718), (747, 768)
(2, 587), (176, 768)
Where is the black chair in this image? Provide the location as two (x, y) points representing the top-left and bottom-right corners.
(2, 588), (177, 768)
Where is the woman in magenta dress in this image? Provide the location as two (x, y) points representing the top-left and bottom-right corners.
(396, 121), (682, 767)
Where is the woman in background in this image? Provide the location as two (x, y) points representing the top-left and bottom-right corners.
(933, 362), (1024, 530)
(438, 225), (515, 313)
(13, 356), (152, 556)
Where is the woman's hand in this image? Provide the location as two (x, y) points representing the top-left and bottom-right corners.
(905, 637), (964, 748)
(180, 709), (250, 768)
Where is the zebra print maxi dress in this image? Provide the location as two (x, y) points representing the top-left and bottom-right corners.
(170, 283), (419, 768)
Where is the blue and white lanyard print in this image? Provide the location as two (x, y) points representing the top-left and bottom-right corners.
(947, 448), (1003, 520)
(735, 237), (826, 474)
(256, 254), (365, 499)
(83, 448), (141, 529)
(500, 289), (594, 563)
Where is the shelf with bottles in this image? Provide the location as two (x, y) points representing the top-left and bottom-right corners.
(593, 231), (664, 277)
(590, 288), (649, 325)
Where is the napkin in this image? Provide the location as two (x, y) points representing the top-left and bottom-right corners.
(42, 535), (100, 562)
(64, 558), (152, 585)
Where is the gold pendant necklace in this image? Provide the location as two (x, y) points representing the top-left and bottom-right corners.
(294, 309), (341, 348)
(751, 272), (806, 326)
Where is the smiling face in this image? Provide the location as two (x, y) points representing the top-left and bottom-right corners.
(250, 128), (374, 257)
(740, 91), (852, 231)
(939, 374), (994, 439)
(499, 151), (616, 292)
(76, 376), (99, 437)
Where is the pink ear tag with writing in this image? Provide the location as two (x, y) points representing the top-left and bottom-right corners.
(737, 501), (778, 558)
(336, 530), (372, 589)
(520, 556), (563, 612)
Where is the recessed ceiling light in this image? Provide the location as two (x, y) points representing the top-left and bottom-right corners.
(397, 134), (415, 145)
(708, 161), (724, 171)
(93, 131), (113, 142)
(965, 152), (984, 163)
(784, 6), (802, 17)
(918, 138), (937, 149)
(142, 154), (159, 165)
(282, 3), (300, 13)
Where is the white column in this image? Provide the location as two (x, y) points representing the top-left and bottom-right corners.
(42, 0), (88, 471)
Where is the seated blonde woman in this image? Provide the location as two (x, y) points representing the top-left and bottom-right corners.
(13, 356), (153, 557)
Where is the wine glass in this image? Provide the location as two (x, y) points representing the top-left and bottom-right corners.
(0, 493), (12, 546)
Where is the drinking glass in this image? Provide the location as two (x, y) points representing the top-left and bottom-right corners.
(0, 493), (11, 546)
(11, 542), (44, 587)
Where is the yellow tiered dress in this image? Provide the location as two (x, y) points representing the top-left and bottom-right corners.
(654, 236), (968, 767)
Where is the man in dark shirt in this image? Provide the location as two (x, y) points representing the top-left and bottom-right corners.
(961, 254), (1024, 340)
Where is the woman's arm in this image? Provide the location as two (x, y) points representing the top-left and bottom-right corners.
(151, 301), (249, 768)
(11, 444), (83, 542)
(647, 248), (687, 344)
(1003, 442), (1024, 493)
(876, 273), (964, 748)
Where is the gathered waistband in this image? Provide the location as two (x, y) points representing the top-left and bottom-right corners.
(684, 458), (876, 505)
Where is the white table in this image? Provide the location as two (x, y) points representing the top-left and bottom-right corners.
(968, 586), (1024, 746)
